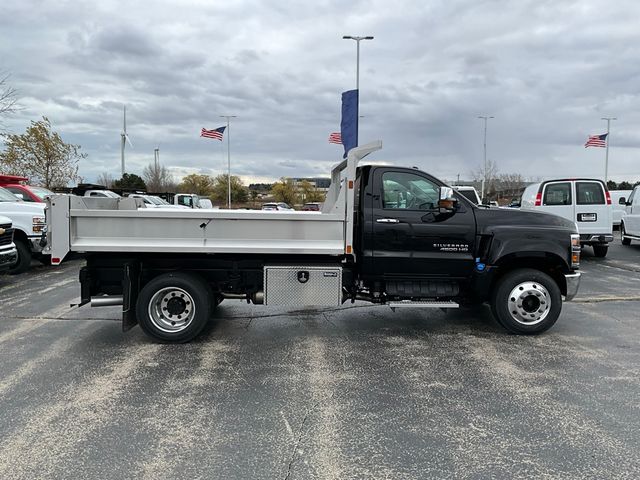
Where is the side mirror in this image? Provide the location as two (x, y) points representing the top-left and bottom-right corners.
(438, 186), (457, 212)
(618, 197), (626, 205)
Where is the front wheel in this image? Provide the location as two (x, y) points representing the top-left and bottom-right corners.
(136, 272), (214, 343)
(491, 269), (562, 334)
(9, 240), (32, 274)
(593, 244), (608, 257)
(621, 224), (631, 246)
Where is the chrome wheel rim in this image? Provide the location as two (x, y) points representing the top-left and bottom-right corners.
(507, 281), (551, 326)
(148, 287), (196, 333)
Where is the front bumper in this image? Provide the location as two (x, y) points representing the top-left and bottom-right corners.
(579, 234), (614, 244)
(564, 272), (581, 301)
(0, 246), (18, 271)
(28, 236), (44, 253)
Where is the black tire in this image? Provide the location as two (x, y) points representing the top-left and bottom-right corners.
(593, 244), (608, 257)
(491, 268), (562, 335)
(621, 224), (631, 246)
(9, 240), (32, 275)
(136, 272), (214, 343)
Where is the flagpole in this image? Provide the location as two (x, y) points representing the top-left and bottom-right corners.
(220, 115), (237, 209)
(601, 117), (616, 183)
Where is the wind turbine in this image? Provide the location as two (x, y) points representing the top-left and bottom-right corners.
(120, 105), (133, 176)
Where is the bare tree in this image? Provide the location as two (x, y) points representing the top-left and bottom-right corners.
(471, 158), (500, 199)
(96, 172), (114, 188)
(0, 72), (19, 130)
(143, 162), (176, 192)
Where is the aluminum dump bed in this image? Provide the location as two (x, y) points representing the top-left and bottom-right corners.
(44, 142), (382, 264)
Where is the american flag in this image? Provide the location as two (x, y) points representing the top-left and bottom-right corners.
(201, 126), (226, 141)
(584, 133), (608, 148)
(328, 132), (342, 144)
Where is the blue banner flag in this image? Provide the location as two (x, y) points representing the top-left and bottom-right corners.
(340, 89), (359, 158)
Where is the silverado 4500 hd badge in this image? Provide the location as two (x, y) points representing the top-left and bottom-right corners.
(433, 243), (469, 252)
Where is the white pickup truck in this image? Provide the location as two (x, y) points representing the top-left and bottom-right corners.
(0, 187), (47, 273)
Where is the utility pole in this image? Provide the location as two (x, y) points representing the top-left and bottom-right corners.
(601, 117), (616, 183)
(220, 115), (237, 208)
(342, 35), (374, 144)
(478, 115), (494, 202)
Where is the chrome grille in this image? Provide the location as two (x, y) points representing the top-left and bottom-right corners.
(0, 224), (14, 246)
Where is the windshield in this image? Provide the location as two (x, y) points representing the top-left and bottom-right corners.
(0, 187), (20, 202)
(151, 196), (170, 205)
(30, 186), (55, 200)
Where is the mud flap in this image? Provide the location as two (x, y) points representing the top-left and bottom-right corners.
(122, 262), (140, 332)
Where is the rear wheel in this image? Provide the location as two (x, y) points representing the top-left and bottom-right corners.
(621, 224), (631, 246)
(593, 244), (608, 257)
(491, 268), (562, 334)
(136, 272), (213, 343)
(8, 240), (31, 274)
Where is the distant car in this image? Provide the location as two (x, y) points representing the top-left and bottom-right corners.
(84, 190), (121, 198)
(452, 186), (481, 205)
(301, 202), (322, 211)
(0, 175), (54, 203)
(262, 202), (294, 211)
(127, 194), (188, 209)
(507, 199), (521, 208)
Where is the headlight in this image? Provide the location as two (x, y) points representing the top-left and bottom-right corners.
(32, 216), (45, 233)
(570, 234), (580, 268)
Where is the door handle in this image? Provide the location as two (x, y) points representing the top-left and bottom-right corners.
(376, 218), (400, 223)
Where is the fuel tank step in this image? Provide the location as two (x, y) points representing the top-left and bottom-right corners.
(387, 300), (459, 311)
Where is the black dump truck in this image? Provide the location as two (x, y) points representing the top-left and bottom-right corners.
(45, 142), (581, 342)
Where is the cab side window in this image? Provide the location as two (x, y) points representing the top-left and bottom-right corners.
(5, 186), (33, 201)
(543, 182), (571, 206)
(382, 171), (439, 210)
(576, 182), (605, 205)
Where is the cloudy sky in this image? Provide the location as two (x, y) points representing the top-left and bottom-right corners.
(1, 0), (639, 185)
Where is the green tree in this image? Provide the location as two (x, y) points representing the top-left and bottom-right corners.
(178, 173), (214, 196)
(617, 181), (632, 190)
(0, 116), (83, 188)
(271, 177), (297, 205)
(250, 189), (259, 205)
(211, 174), (248, 203)
(299, 180), (325, 203)
(114, 173), (146, 190)
(607, 180), (617, 191)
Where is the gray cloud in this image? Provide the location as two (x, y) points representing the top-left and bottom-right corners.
(2, 0), (640, 184)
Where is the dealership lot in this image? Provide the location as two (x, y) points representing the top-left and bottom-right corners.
(0, 238), (639, 479)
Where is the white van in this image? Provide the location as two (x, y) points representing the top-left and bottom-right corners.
(621, 185), (640, 245)
(610, 190), (632, 227)
(521, 179), (613, 257)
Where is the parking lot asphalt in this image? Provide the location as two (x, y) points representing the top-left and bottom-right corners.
(0, 236), (639, 479)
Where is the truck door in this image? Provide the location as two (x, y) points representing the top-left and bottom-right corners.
(370, 168), (476, 278)
(625, 187), (640, 235)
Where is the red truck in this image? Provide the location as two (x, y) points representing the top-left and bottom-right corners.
(0, 175), (54, 203)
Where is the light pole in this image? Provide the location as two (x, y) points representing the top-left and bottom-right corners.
(601, 117), (616, 183)
(478, 115), (494, 202)
(219, 115), (237, 208)
(343, 35), (374, 142)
